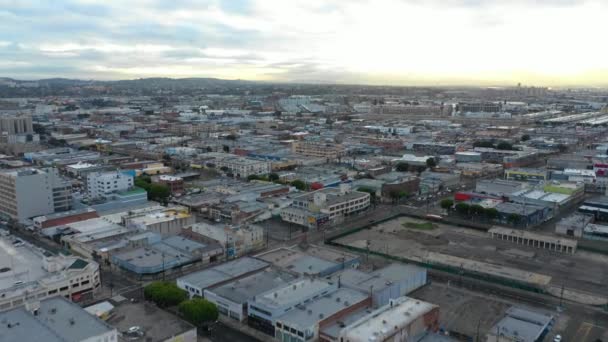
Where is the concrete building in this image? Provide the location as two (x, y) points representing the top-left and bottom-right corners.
(0, 168), (71, 223)
(247, 278), (338, 337)
(154, 175), (185, 196)
(336, 296), (440, 342)
(489, 227), (577, 254)
(86, 171), (134, 199)
(555, 213), (594, 238)
(486, 307), (553, 342)
(329, 263), (427, 308)
(284, 185), (370, 226)
(494, 202), (553, 227)
(455, 151), (482, 163)
(123, 206), (194, 236)
(177, 257), (269, 298)
(111, 234), (223, 276)
(256, 245), (361, 277)
(292, 141), (344, 159)
(203, 268), (297, 322)
(0, 296), (117, 342)
(476, 179), (529, 197)
(504, 168), (548, 183)
(215, 156), (271, 178)
(275, 288), (370, 342)
(188, 222), (265, 258)
(0, 236), (100, 311)
(32, 208), (99, 229)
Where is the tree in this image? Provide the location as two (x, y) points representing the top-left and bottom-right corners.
(149, 183), (170, 202)
(268, 173), (279, 182)
(144, 281), (188, 308)
(473, 140), (494, 148)
(222, 145), (230, 153)
(357, 187), (377, 204)
(455, 202), (470, 216)
(496, 141), (514, 150)
(484, 207), (499, 220)
(507, 213), (521, 225)
(521, 134), (531, 141)
(220, 166), (230, 173)
(395, 162), (410, 172)
(247, 174), (260, 181)
(291, 179), (306, 191)
(178, 298), (219, 325)
(426, 158), (437, 169)
(440, 199), (454, 211)
(225, 134), (238, 141)
(470, 204), (485, 216)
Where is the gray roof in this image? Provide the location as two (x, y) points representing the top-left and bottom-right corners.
(0, 297), (115, 342)
(178, 257), (269, 289)
(490, 307), (553, 342)
(495, 202), (547, 215)
(332, 264), (425, 292)
(277, 288), (368, 330)
(206, 268), (297, 304)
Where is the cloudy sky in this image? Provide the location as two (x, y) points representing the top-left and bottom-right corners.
(1, 0), (607, 86)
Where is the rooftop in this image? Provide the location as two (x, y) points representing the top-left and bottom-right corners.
(0, 296), (115, 342)
(178, 257), (269, 290)
(107, 301), (195, 342)
(253, 278), (336, 309)
(206, 268), (297, 304)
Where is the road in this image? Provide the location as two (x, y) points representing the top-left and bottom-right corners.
(202, 322), (261, 342)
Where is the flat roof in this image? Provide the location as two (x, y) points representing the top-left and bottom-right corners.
(178, 257), (269, 290)
(253, 278), (335, 309)
(489, 227), (577, 247)
(277, 288), (368, 329)
(330, 264), (425, 293)
(206, 268), (297, 305)
(108, 302), (194, 342)
(340, 296), (437, 340)
(0, 237), (50, 290)
(256, 247), (345, 276)
(489, 307), (553, 342)
(0, 296), (115, 342)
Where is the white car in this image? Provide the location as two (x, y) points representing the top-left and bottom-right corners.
(553, 334), (562, 342)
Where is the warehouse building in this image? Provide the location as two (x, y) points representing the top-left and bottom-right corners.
(486, 307), (553, 342)
(489, 227), (577, 254)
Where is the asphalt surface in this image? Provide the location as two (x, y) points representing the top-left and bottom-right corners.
(202, 322), (262, 342)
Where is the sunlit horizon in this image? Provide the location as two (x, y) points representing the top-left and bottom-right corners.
(1, 0), (608, 87)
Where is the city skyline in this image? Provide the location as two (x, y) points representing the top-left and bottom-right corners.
(1, 0), (608, 86)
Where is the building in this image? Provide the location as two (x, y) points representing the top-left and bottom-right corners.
(328, 263), (427, 308)
(111, 234), (223, 276)
(187, 222), (265, 258)
(455, 151), (482, 163)
(215, 156), (271, 178)
(0, 236), (100, 311)
(154, 175), (185, 196)
(336, 296), (440, 342)
(0, 168), (72, 223)
(476, 179), (529, 197)
(274, 288), (370, 342)
(494, 202), (553, 227)
(292, 141), (344, 159)
(247, 278), (338, 336)
(123, 206), (194, 236)
(486, 307), (553, 342)
(457, 102), (501, 113)
(107, 300), (197, 342)
(283, 185), (370, 227)
(489, 227), (577, 254)
(0, 296), (117, 342)
(505, 168), (548, 183)
(177, 257), (270, 298)
(32, 208), (99, 230)
(256, 245), (361, 277)
(555, 213), (594, 238)
(203, 268), (297, 322)
(86, 171), (134, 199)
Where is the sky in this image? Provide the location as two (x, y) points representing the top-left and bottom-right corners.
(0, 0), (607, 86)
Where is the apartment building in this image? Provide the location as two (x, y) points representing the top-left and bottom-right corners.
(215, 156), (271, 178)
(291, 141), (344, 159)
(0, 168), (71, 223)
(86, 171), (134, 199)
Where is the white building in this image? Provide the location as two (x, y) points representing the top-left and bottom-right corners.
(0, 168), (71, 223)
(189, 222), (265, 258)
(0, 236), (101, 312)
(215, 156), (271, 178)
(86, 171), (134, 199)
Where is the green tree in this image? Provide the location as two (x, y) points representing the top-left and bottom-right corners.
(395, 162), (409, 172)
(521, 134), (531, 141)
(220, 166), (230, 173)
(291, 179), (306, 191)
(455, 202), (471, 216)
(473, 140), (494, 148)
(507, 213), (521, 225)
(426, 158), (437, 169)
(470, 204), (485, 216)
(440, 199), (454, 211)
(496, 141), (514, 150)
(484, 207), (499, 220)
(149, 183), (170, 202)
(268, 173), (279, 182)
(222, 145), (230, 153)
(179, 298), (219, 325)
(357, 187), (377, 204)
(144, 281), (188, 308)
(247, 175), (260, 181)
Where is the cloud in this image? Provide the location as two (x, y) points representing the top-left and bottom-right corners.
(0, 0), (606, 86)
